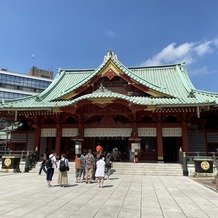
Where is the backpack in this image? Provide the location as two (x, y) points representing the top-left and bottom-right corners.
(59, 159), (67, 171)
(105, 157), (111, 167)
(45, 157), (52, 169)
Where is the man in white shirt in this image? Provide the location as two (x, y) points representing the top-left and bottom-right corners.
(46, 150), (57, 187)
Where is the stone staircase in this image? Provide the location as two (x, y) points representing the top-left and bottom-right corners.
(27, 161), (183, 176)
(111, 162), (183, 176)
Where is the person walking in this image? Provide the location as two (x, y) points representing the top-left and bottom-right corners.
(75, 154), (82, 183)
(95, 155), (105, 188)
(57, 153), (69, 187)
(80, 151), (86, 180)
(105, 154), (112, 180)
(39, 158), (47, 175)
(85, 149), (95, 184)
(92, 153), (99, 181)
(96, 143), (103, 159)
(46, 150), (57, 187)
(112, 147), (118, 161)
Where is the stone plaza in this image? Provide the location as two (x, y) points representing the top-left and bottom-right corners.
(0, 170), (217, 218)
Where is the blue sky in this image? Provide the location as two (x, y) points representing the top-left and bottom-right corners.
(1, 0), (218, 92)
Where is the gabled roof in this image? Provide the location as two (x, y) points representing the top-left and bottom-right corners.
(1, 51), (218, 111)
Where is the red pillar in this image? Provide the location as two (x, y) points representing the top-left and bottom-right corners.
(132, 112), (141, 162)
(157, 121), (163, 161)
(34, 124), (41, 152)
(55, 124), (62, 159)
(78, 121), (84, 151)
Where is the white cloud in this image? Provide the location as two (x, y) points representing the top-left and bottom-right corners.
(105, 30), (119, 39)
(189, 66), (210, 76)
(194, 41), (213, 56)
(212, 38), (218, 48)
(143, 42), (194, 66)
(141, 38), (218, 66)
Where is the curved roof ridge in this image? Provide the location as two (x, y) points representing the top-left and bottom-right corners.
(102, 51), (168, 94)
(52, 51), (119, 99)
(57, 91), (216, 108)
(112, 59), (172, 96)
(67, 90), (131, 104)
(192, 88), (218, 96)
(0, 95), (34, 106)
(52, 51), (171, 100)
(176, 64), (195, 92)
(60, 68), (94, 72)
(129, 63), (178, 69)
(59, 62), (106, 97)
(1, 89), (217, 109)
(38, 69), (67, 100)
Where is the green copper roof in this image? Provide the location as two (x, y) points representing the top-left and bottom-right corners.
(1, 51), (218, 111)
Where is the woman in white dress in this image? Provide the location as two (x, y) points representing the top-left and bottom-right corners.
(95, 155), (105, 188)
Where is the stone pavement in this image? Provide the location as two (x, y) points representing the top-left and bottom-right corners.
(0, 171), (217, 218)
(191, 177), (217, 193)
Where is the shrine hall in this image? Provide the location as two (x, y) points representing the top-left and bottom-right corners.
(1, 51), (218, 162)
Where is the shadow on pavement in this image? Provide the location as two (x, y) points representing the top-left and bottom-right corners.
(51, 184), (79, 188)
(108, 177), (119, 180)
(102, 184), (114, 188)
